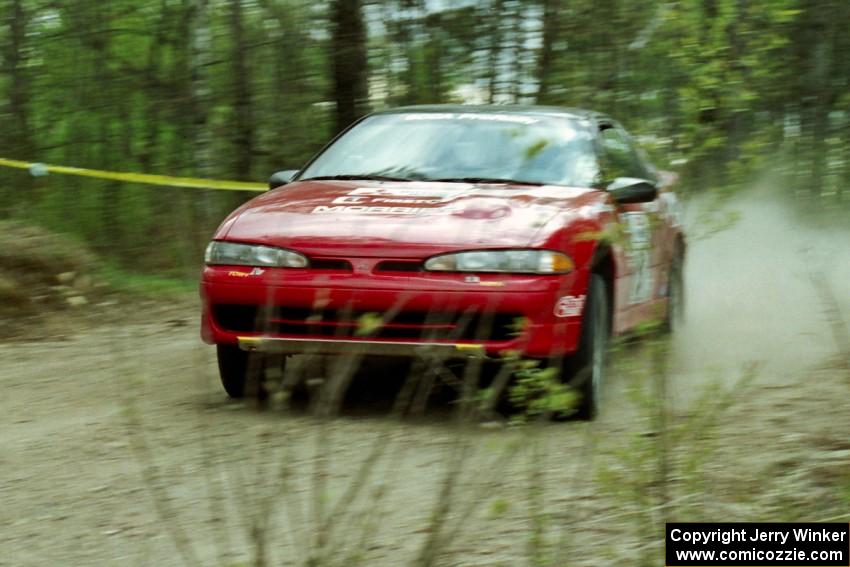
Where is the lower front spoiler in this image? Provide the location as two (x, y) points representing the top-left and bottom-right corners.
(237, 336), (488, 359)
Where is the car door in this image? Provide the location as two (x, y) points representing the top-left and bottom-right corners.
(597, 122), (664, 331)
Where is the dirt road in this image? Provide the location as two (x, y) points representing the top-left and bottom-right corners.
(1, 195), (848, 566)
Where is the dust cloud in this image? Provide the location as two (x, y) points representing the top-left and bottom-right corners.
(670, 187), (849, 399)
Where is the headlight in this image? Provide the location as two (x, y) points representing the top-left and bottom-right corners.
(204, 241), (308, 268)
(424, 250), (573, 274)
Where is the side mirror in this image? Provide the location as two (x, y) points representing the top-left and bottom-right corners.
(607, 177), (658, 204)
(268, 170), (298, 190)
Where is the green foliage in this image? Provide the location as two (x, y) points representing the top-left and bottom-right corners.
(355, 312), (383, 336)
(507, 316), (530, 337)
(508, 360), (578, 421)
(0, 0), (332, 269)
(97, 264), (196, 298)
(524, 138), (550, 160)
(1, 0), (848, 273)
(488, 497), (510, 518)
(594, 334), (758, 561)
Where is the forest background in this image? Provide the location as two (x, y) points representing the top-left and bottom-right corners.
(1, 0), (847, 273)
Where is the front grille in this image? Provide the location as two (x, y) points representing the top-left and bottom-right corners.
(310, 258), (353, 271)
(374, 260), (423, 273)
(212, 304), (522, 341)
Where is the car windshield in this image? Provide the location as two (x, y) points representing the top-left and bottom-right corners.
(299, 112), (600, 187)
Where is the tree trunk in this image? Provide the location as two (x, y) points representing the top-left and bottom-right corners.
(230, 0), (254, 180)
(536, 0), (559, 104)
(3, 0), (33, 214)
(188, 0), (213, 177)
(330, 0), (368, 134)
(486, 0), (503, 103)
(424, 13), (445, 103)
(799, 0), (835, 198)
(90, 5), (125, 255)
(508, 2), (523, 103)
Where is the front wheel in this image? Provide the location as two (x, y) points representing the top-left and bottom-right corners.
(564, 274), (610, 420)
(216, 344), (277, 399)
(217, 344), (250, 398)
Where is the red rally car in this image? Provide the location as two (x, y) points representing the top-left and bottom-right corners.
(201, 105), (685, 418)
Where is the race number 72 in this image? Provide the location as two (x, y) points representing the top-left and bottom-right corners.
(622, 212), (652, 304)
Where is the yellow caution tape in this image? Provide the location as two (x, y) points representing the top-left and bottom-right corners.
(0, 157), (266, 192)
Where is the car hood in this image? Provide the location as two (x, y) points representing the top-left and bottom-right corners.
(218, 179), (599, 258)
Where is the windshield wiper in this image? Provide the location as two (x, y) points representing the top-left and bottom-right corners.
(429, 177), (545, 186)
(300, 174), (416, 182)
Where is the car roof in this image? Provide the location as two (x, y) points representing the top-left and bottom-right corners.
(370, 104), (610, 123)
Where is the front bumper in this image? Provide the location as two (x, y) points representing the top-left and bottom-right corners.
(238, 336), (487, 359)
(201, 266), (588, 358)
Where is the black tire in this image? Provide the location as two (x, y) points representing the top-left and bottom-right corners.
(663, 251), (685, 333)
(216, 344), (252, 399)
(565, 274), (610, 420)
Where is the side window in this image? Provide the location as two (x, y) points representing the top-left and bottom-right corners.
(599, 125), (650, 180)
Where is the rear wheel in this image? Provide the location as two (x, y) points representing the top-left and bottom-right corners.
(565, 274), (610, 420)
(664, 251), (685, 333)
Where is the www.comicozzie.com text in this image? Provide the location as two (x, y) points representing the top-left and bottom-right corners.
(670, 526), (848, 546)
